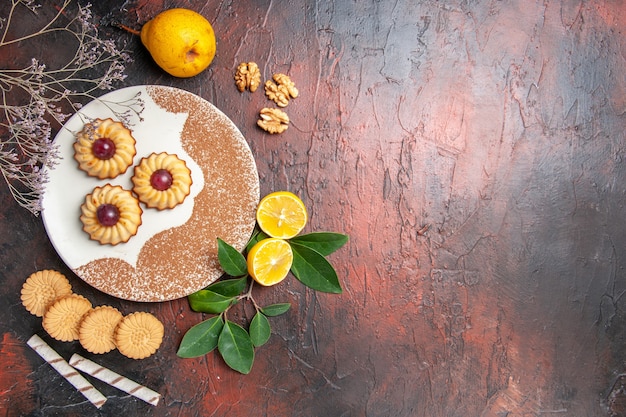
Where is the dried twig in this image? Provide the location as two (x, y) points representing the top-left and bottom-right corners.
(0, 0), (135, 215)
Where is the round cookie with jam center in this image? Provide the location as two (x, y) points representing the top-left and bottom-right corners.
(80, 184), (143, 245)
(73, 118), (137, 179)
(131, 152), (192, 210)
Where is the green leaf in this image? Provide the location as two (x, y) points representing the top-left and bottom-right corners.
(206, 277), (247, 297)
(289, 232), (349, 256)
(188, 289), (235, 314)
(246, 229), (269, 252)
(177, 316), (224, 358)
(289, 242), (343, 293)
(249, 312), (271, 347)
(218, 321), (255, 374)
(260, 303), (291, 317)
(217, 238), (248, 276)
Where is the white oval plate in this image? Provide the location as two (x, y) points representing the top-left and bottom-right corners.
(42, 85), (259, 302)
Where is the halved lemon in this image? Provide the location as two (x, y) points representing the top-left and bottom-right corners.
(247, 238), (293, 286)
(256, 191), (307, 239)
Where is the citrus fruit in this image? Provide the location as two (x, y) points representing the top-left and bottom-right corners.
(256, 191), (307, 239)
(140, 8), (216, 78)
(247, 238), (293, 286)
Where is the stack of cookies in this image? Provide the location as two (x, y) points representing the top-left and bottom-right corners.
(21, 270), (164, 360)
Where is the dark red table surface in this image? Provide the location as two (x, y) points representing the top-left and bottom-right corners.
(1, 0), (626, 416)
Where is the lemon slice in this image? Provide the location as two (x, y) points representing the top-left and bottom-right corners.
(256, 191), (307, 239)
(247, 238), (293, 286)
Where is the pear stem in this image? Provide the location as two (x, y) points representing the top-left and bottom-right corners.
(116, 23), (141, 36)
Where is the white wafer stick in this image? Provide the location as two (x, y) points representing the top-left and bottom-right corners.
(69, 354), (161, 406)
(27, 335), (107, 408)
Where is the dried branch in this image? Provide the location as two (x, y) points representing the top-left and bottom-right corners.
(0, 0), (136, 215)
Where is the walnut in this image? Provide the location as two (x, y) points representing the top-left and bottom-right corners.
(264, 73), (298, 107)
(273, 73), (299, 98)
(264, 80), (290, 107)
(234, 62), (261, 92)
(257, 108), (289, 134)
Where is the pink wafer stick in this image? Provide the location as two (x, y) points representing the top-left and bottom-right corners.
(69, 354), (161, 406)
(27, 335), (107, 408)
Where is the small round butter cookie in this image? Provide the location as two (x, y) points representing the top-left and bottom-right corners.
(80, 184), (143, 245)
(79, 306), (123, 354)
(43, 294), (92, 342)
(131, 152), (192, 210)
(21, 270), (73, 317)
(115, 312), (164, 359)
(73, 118), (137, 179)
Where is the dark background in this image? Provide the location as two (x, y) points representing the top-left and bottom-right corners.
(1, 0), (625, 416)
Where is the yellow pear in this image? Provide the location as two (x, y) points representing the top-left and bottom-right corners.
(139, 8), (216, 78)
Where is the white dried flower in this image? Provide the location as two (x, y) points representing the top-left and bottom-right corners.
(0, 0), (140, 215)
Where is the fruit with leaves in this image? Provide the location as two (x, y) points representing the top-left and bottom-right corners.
(177, 191), (349, 374)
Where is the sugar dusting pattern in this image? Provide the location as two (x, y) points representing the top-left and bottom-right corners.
(75, 86), (259, 302)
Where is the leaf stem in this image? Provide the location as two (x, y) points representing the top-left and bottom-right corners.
(238, 279), (263, 312)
